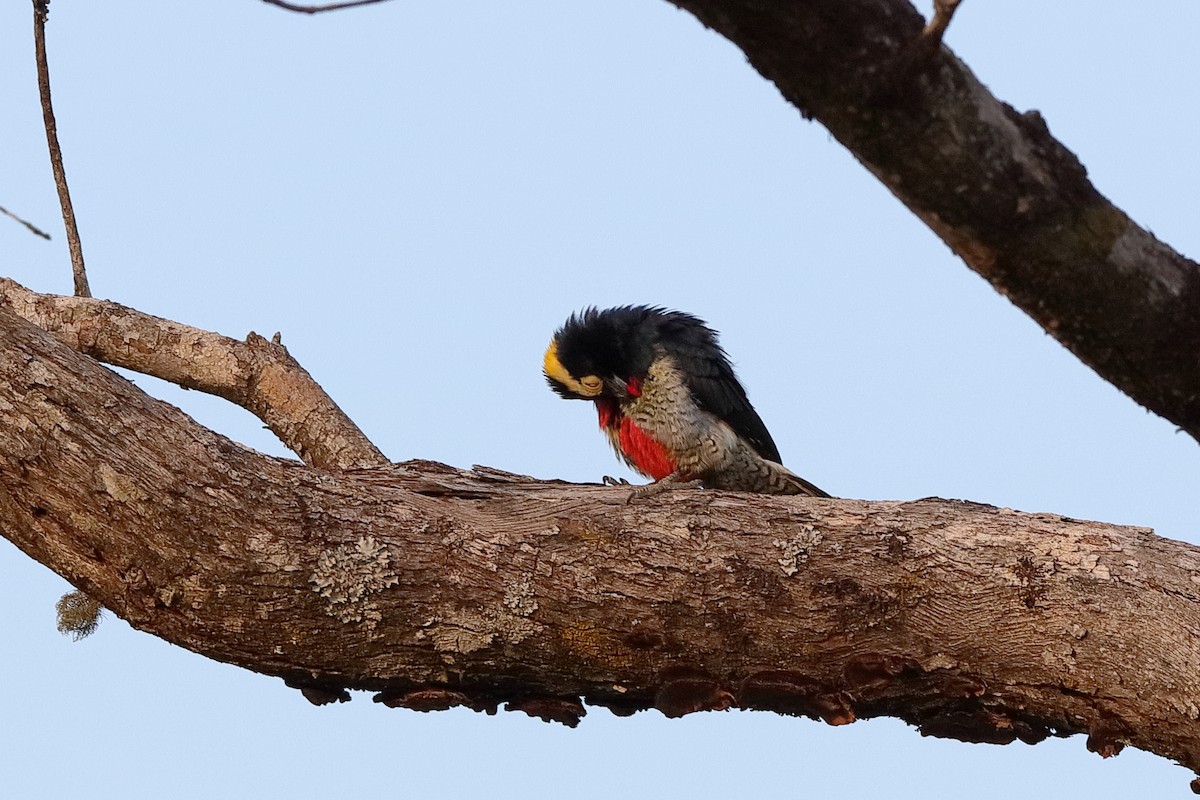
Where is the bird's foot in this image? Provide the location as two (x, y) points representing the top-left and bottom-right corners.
(626, 476), (704, 503)
(602, 475), (631, 487)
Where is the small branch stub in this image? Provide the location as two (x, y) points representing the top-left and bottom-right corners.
(921, 0), (963, 52)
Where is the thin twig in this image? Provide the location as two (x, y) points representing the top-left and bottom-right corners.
(33, 0), (90, 297)
(0, 205), (52, 240)
(260, 0), (393, 14)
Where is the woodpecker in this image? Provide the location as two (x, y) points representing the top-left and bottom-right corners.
(543, 306), (829, 497)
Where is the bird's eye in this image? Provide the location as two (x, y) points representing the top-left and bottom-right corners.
(579, 375), (603, 394)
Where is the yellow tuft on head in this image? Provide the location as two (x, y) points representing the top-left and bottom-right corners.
(543, 340), (569, 384)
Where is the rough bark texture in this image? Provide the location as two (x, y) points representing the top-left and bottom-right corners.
(668, 0), (1200, 441)
(7, 0), (1200, 788)
(0, 278), (385, 471)
(3, 304), (1200, 772)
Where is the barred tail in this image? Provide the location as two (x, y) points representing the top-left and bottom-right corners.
(774, 466), (831, 498)
(704, 450), (832, 497)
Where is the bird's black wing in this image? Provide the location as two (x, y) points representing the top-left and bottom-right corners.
(656, 315), (783, 464)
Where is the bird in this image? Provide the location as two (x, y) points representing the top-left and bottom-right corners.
(543, 305), (829, 498)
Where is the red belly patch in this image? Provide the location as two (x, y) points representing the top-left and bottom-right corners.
(617, 416), (675, 480)
(594, 399), (675, 480)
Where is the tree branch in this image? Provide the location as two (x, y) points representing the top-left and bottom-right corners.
(668, 0), (1200, 442)
(260, 0), (393, 14)
(0, 204), (52, 240)
(9, 0), (1200, 791)
(33, 0), (89, 298)
(0, 277), (386, 471)
(3, 303), (1200, 774)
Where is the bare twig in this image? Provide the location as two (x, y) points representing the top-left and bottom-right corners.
(260, 0), (393, 14)
(33, 0), (89, 297)
(0, 277), (388, 471)
(0, 205), (52, 240)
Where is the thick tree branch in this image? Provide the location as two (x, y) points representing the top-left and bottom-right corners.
(668, 0), (1200, 442)
(33, 0), (89, 298)
(0, 278), (386, 471)
(3, 304), (1200, 775)
(8, 0), (1200, 790)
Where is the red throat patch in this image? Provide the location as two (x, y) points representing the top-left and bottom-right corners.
(595, 398), (619, 431)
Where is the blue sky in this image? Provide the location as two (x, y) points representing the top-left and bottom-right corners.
(3, 1), (1199, 797)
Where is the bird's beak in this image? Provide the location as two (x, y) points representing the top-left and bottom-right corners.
(605, 376), (630, 397)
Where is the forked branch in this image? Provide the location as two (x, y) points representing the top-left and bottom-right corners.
(3, 303), (1200, 780)
(0, 277), (386, 470)
(920, 0), (963, 52)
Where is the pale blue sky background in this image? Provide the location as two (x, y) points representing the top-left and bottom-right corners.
(3, 1), (1200, 797)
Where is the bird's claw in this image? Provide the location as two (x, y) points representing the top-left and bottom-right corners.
(625, 478), (704, 503)
(602, 475), (631, 487)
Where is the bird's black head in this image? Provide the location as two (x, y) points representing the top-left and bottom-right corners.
(543, 305), (711, 400)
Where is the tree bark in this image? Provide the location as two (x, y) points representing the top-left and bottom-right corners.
(668, 0), (1200, 441)
(0, 278), (385, 471)
(3, 303), (1200, 773)
(7, 0), (1200, 789)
